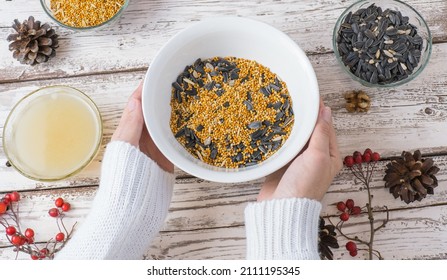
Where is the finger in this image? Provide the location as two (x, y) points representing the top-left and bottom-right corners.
(308, 105), (332, 155)
(132, 81), (143, 100)
(328, 112), (341, 159)
(111, 84), (144, 147)
(329, 122), (343, 173)
(320, 99), (342, 170)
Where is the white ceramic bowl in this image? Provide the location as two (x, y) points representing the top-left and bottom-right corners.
(142, 17), (319, 183)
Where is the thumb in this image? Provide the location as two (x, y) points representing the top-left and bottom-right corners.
(111, 88), (144, 147)
(308, 106), (332, 154)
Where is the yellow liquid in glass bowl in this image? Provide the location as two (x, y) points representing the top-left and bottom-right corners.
(3, 86), (102, 181)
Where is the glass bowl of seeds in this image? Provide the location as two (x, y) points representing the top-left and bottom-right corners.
(142, 17), (320, 183)
(333, 0), (432, 87)
(40, 0), (129, 31)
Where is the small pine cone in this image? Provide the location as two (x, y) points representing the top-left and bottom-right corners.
(384, 150), (440, 204)
(344, 90), (371, 113)
(7, 16), (59, 65)
(318, 217), (339, 260)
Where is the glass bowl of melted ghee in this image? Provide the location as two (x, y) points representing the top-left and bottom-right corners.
(3, 85), (103, 181)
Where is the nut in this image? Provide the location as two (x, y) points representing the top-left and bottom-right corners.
(344, 90), (371, 113)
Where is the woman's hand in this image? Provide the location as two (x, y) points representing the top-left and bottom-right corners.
(258, 100), (342, 201)
(111, 82), (174, 173)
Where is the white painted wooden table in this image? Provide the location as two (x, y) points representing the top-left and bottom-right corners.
(0, 0), (446, 260)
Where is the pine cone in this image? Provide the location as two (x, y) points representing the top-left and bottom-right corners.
(318, 217), (339, 260)
(7, 16), (59, 65)
(384, 150), (440, 204)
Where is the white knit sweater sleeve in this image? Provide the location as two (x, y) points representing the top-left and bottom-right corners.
(56, 141), (175, 260)
(244, 198), (322, 260)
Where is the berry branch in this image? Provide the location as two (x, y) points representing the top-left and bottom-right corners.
(0, 192), (76, 260)
(329, 149), (389, 260)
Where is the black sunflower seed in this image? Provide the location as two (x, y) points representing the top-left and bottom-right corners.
(269, 83), (281, 92)
(263, 120), (271, 126)
(210, 147), (218, 160)
(172, 82), (183, 91)
(251, 128), (267, 140)
(243, 100), (254, 111)
(260, 87), (270, 97)
(269, 101), (282, 110)
(215, 89), (225, 96)
(175, 127), (186, 138)
(259, 145), (268, 154)
(337, 3), (423, 85)
(204, 81), (215, 90)
(196, 124), (204, 132)
(247, 121), (262, 130)
(246, 91), (252, 101)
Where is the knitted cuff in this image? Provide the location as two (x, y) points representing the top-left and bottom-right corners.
(244, 198), (322, 260)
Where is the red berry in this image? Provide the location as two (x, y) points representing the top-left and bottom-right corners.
(362, 153), (371, 163)
(340, 212), (350, 221)
(344, 156), (354, 167)
(27, 237), (34, 244)
(364, 148), (372, 156)
(336, 201), (346, 212)
(351, 206), (362, 215)
(31, 254), (39, 260)
(55, 232), (65, 242)
(2, 198), (10, 205)
(48, 208), (59, 217)
(11, 234), (22, 246)
(25, 228), (35, 238)
(19, 236), (26, 245)
(40, 248), (49, 259)
(345, 199), (355, 210)
(61, 202), (71, 212)
(353, 151), (361, 157)
(55, 197), (64, 208)
(10, 192), (20, 202)
(346, 241), (357, 252)
(349, 250), (358, 257)
(372, 152), (381, 162)
(354, 155), (363, 164)
(0, 202), (6, 214)
(6, 226), (16, 236)
(4, 194), (11, 201)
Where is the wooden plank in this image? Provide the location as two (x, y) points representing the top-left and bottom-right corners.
(1, 42), (447, 189)
(0, 154), (446, 227)
(2, 194), (447, 260)
(148, 204), (447, 260)
(0, 155), (446, 260)
(0, 0), (446, 82)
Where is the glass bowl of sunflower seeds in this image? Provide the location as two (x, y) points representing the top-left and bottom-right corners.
(142, 17), (320, 183)
(333, 0), (432, 87)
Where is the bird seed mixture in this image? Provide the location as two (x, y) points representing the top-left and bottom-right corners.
(170, 57), (294, 169)
(49, 0), (126, 28)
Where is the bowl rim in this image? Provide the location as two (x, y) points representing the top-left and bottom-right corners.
(332, 0), (433, 88)
(142, 16), (319, 183)
(39, 0), (129, 31)
(2, 85), (103, 182)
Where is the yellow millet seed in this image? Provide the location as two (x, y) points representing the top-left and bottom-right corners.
(50, 0), (126, 28)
